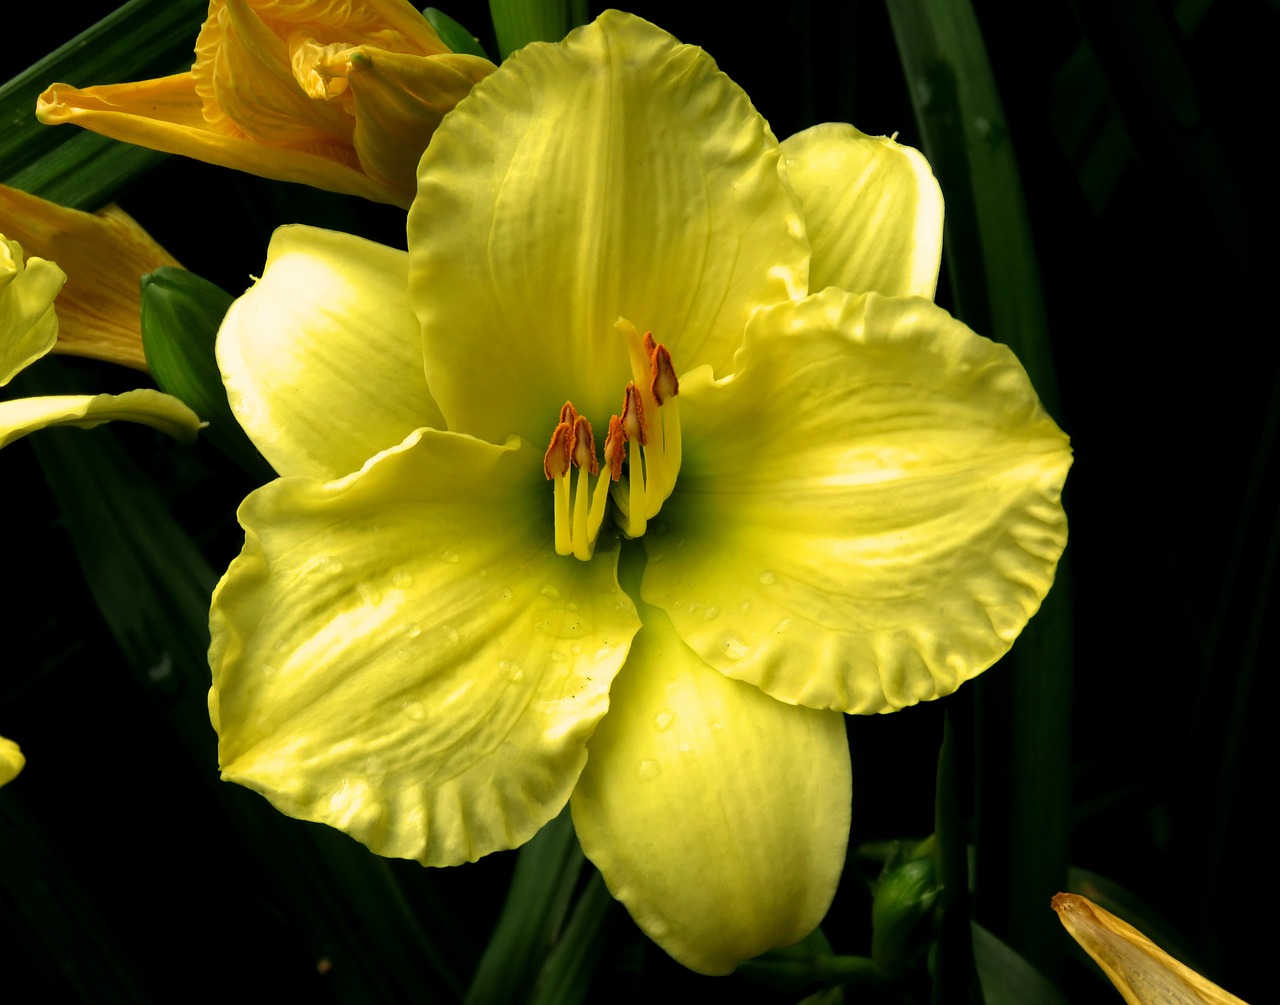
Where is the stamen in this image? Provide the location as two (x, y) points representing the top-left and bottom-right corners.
(543, 420), (573, 555)
(650, 343), (678, 404)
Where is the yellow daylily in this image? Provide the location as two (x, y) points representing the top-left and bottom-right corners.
(1, 234), (201, 448)
(208, 12), (1071, 974)
(0, 185), (179, 372)
(1052, 893), (1250, 1004)
(36, 0), (495, 208)
(0, 736), (23, 787)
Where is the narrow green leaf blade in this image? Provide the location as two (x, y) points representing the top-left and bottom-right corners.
(425, 7), (491, 58)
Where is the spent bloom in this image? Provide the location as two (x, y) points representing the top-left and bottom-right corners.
(1052, 893), (1249, 1005)
(209, 12), (1071, 973)
(0, 231), (200, 447)
(37, 0), (496, 207)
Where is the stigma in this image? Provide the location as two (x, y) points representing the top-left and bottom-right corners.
(542, 319), (683, 560)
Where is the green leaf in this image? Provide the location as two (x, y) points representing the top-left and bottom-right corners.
(140, 267), (275, 482)
(465, 806), (584, 1005)
(487, 0), (587, 59)
(885, 0), (1073, 978)
(0, 0), (206, 207)
(972, 923), (1070, 1005)
(425, 7), (491, 58)
(527, 870), (616, 1005)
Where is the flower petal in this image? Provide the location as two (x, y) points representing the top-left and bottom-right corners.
(1, 236), (65, 385)
(0, 735), (24, 787)
(1051, 894), (1249, 1005)
(642, 290), (1071, 713)
(37, 75), (396, 205)
(781, 123), (943, 299)
(408, 9), (807, 446)
(209, 430), (640, 866)
(0, 390), (202, 449)
(2, 186), (179, 372)
(217, 225), (442, 480)
(571, 583), (850, 975)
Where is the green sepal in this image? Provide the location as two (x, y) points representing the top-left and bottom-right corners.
(140, 267), (274, 481)
(424, 7), (490, 58)
(872, 856), (940, 977)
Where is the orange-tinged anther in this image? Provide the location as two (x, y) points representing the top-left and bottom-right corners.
(559, 401), (578, 426)
(643, 331), (657, 356)
(650, 343), (679, 404)
(543, 422), (572, 479)
(621, 382), (647, 445)
(571, 415), (599, 475)
(603, 415), (625, 481)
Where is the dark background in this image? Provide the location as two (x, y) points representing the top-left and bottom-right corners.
(5, 1), (1276, 1001)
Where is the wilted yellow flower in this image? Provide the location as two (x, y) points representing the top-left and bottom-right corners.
(0, 234), (200, 448)
(0, 185), (178, 372)
(209, 12), (1071, 974)
(1052, 893), (1250, 1004)
(37, 0), (495, 207)
(0, 735), (23, 787)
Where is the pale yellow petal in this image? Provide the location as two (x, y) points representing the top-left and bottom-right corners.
(0, 389), (202, 448)
(781, 123), (943, 299)
(571, 575), (850, 975)
(643, 290), (1071, 713)
(217, 225), (442, 479)
(0, 736), (24, 786)
(409, 9), (807, 446)
(1052, 894), (1250, 1005)
(210, 430), (641, 866)
(1, 237), (65, 385)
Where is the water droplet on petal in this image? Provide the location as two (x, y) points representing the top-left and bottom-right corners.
(654, 709), (674, 731)
(774, 617), (794, 634)
(392, 571), (413, 588)
(637, 759), (660, 781)
(401, 700), (425, 721)
(501, 587), (514, 601)
(723, 638), (750, 660)
(356, 581), (382, 605)
(740, 600), (752, 614)
(703, 605), (719, 620)
(402, 622), (422, 639)
(539, 585), (561, 599)
(441, 549), (460, 564)
(548, 650), (565, 662)
(759, 571), (777, 586)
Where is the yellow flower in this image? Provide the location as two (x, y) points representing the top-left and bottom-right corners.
(0, 185), (179, 372)
(0, 735), (23, 787)
(1, 233), (200, 448)
(36, 0), (496, 208)
(1052, 893), (1250, 1004)
(208, 12), (1071, 974)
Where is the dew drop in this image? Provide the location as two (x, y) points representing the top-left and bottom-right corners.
(723, 637), (750, 661)
(315, 556), (345, 575)
(759, 571), (777, 586)
(703, 605), (720, 620)
(401, 700), (425, 721)
(392, 571), (414, 588)
(548, 650), (565, 662)
(401, 622), (422, 639)
(501, 587), (514, 601)
(356, 581), (382, 605)
(654, 709), (675, 731)
(774, 617), (794, 634)
(570, 643), (582, 655)
(539, 585), (561, 599)
(499, 660), (525, 683)
(636, 759), (660, 781)
(740, 600), (752, 614)
(441, 625), (460, 646)
(441, 549), (460, 564)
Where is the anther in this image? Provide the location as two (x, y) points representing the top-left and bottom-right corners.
(621, 382), (647, 445)
(650, 343), (679, 404)
(571, 415), (599, 475)
(543, 421), (572, 479)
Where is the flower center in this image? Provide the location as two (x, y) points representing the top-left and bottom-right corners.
(542, 318), (682, 561)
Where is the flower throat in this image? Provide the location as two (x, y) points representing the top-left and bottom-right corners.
(542, 319), (681, 560)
